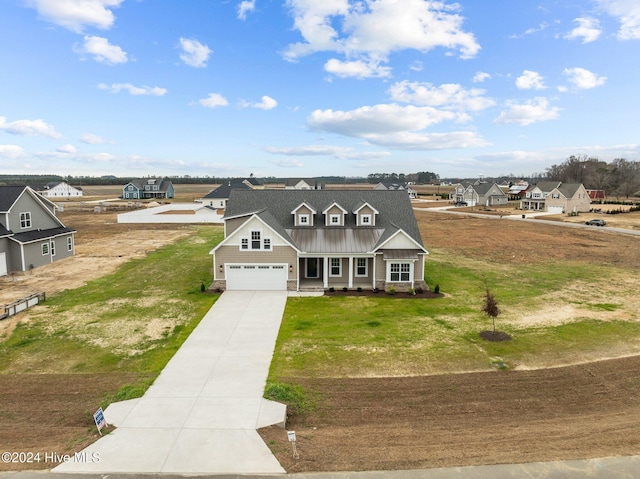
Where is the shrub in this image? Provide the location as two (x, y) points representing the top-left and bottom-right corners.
(329, 287), (335, 292)
(200, 282), (206, 292)
(434, 284), (440, 294)
(357, 287), (362, 292)
(387, 287), (396, 295)
(342, 287), (348, 292)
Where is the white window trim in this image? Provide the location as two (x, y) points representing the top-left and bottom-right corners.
(67, 236), (74, 252)
(387, 262), (413, 283)
(20, 212), (32, 229)
(329, 214), (341, 225)
(360, 214), (371, 225)
(239, 230), (273, 251)
(41, 242), (49, 255)
(50, 240), (56, 257)
(298, 214), (309, 225)
(355, 257), (368, 277)
(329, 258), (342, 277)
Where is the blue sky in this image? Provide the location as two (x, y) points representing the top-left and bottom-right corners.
(0, 0), (639, 179)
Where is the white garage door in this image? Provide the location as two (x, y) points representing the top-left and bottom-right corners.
(0, 252), (7, 277)
(225, 264), (287, 291)
(548, 206), (564, 214)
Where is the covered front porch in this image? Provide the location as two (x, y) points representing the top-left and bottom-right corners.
(298, 255), (375, 291)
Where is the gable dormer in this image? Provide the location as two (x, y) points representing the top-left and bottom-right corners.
(322, 202), (348, 226)
(291, 202), (317, 226)
(352, 201), (379, 226)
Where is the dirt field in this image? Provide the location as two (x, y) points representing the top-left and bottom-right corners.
(2, 194), (640, 472)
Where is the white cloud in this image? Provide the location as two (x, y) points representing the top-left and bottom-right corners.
(76, 35), (127, 64)
(57, 144), (77, 154)
(564, 17), (602, 43)
(516, 70), (546, 90)
(324, 58), (391, 78)
(265, 144), (391, 160)
(494, 97), (560, 126)
(596, 0), (640, 40)
(563, 67), (607, 89)
(98, 83), (167, 96)
(179, 38), (212, 68)
(270, 158), (304, 168)
(388, 81), (495, 111)
(0, 116), (62, 138)
(306, 103), (488, 150)
(80, 133), (107, 144)
(238, 0), (256, 20)
(24, 0), (123, 33)
(199, 93), (229, 108)
(473, 71), (491, 83)
(284, 0), (480, 78)
(241, 95), (278, 110)
(0, 144), (27, 160)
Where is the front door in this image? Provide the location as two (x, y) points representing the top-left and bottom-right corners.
(306, 258), (319, 278)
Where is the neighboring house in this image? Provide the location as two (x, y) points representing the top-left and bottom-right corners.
(40, 181), (83, 198)
(449, 182), (470, 203)
(0, 186), (75, 276)
(284, 178), (323, 190)
(122, 178), (175, 199)
(210, 190), (428, 292)
(508, 184), (529, 200)
(197, 182), (253, 209)
(521, 182), (591, 213)
(463, 182), (509, 207)
(373, 182), (416, 198)
(587, 189), (606, 200)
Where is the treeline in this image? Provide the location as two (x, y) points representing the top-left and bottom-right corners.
(366, 171), (439, 184)
(545, 155), (640, 198)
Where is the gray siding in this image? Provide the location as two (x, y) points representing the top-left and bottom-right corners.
(8, 193), (60, 232)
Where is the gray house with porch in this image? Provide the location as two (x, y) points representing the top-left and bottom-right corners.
(210, 190), (428, 292)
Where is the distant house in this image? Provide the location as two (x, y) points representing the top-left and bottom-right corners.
(373, 182), (416, 198)
(587, 189), (606, 200)
(284, 178), (323, 190)
(449, 182), (471, 203)
(463, 182), (508, 207)
(122, 178), (175, 200)
(39, 181), (83, 198)
(508, 184), (529, 200)
(0, 186), (75, 275)
(521, 182), (591, 213)
(197, 182), (253, 209)
(210, 190), (428, 292)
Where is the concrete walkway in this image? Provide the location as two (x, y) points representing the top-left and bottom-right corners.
(53, 291), (288, 475)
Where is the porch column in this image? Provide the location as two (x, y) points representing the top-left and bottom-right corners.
(372, 255), (376, 289)
(323, 256), (329, 288)
(348, 256), (353, 288)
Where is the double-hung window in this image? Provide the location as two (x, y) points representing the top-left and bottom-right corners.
(389, 263), (411, 282)
(41, 243), (49, 255)
(356, 258), (367, 276)
(330, 258), (341, 276)
(251, 231), (261, 249)
(20, 212), (31, 229)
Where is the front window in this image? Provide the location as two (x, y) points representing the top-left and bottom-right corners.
(251, 231), (261, 249)
(389, 263), (411, 282)
(241, 238), (249, 250)
(330, 258), (341, 276)
(356, 258), (367, 276)
(20, 212), (31, 229)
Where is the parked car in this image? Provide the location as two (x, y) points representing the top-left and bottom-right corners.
(454, 201), (468, 207)
(585, 219), (606, 226)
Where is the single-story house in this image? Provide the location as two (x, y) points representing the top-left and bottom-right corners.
(463, 182), (509, 207)
(521, 182), (591, 213)
(39, 181), (83, 198)
(210, 190), (428, 292)
(284, 178), (323, 190)
(197, 182), (252, 209)
(0, 186), (75, 275)
(373, 182), (416, 198)
(122, 178), (175, 200)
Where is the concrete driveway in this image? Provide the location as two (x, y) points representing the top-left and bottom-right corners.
(53, 291), (288, 475)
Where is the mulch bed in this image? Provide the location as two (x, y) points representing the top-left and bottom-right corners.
(325, 289), (444, 299)
(479, 330), (512, 341)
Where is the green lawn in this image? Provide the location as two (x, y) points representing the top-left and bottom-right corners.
(269, 253), (640, 378)
(0, 225), (224, 400)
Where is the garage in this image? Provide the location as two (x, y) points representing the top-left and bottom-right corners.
(225, 264), (287, 291)
(547, 206), (564, 214)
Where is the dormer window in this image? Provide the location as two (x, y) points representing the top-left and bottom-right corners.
(299, 214), (309, 225)
(361, 214), (371, 225)
(330, 214), (341, 225)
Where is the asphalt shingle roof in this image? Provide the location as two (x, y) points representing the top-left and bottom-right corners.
(10, 226), (75, 244)
(0, 186), (27, 212)
(225, 189), (424, 251)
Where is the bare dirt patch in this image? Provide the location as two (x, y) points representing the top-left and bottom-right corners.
(261, 355), (640, 472)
